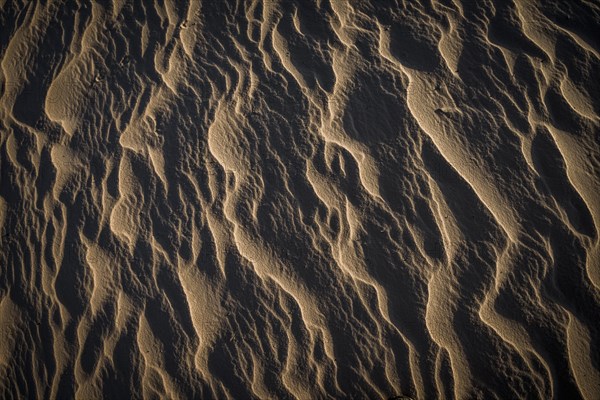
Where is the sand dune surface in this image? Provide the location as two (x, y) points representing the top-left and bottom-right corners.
(1, 0), (599, 399)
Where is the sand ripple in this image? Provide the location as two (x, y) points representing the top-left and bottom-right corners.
(1, 1), (599, 398)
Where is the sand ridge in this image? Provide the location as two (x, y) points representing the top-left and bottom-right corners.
(1, 0), (599, 399)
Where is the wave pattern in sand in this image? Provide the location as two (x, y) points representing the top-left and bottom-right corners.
(1, 0), (599, 398)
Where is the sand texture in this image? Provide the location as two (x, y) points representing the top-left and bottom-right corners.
(1, 0), (599, 399)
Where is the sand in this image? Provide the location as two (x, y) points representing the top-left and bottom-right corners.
(1, 0), (599, 399)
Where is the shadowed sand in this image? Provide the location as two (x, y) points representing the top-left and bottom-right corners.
(1, 0), (599, 399)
